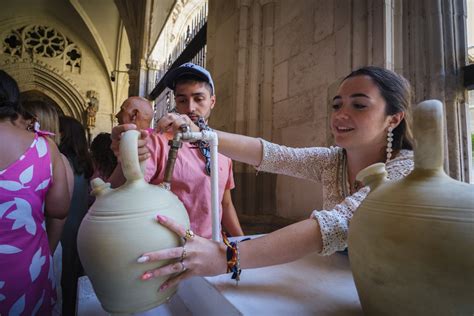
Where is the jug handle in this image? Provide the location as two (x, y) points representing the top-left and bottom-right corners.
(120, 130), (145, 182)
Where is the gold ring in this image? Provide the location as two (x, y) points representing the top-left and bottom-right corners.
(181, 245), (187, 261)
(184, 229), (194, 241)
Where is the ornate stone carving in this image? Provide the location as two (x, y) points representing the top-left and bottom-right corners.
(86, 90), (99, 128)
(1, 58), (85, 118)
(1, 24), (81, 73)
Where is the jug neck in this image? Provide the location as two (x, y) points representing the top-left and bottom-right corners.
(412, 100), (444, 171)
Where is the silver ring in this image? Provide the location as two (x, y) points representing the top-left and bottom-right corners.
(181, 245), (187, 261)
(181, 261), (187, 272)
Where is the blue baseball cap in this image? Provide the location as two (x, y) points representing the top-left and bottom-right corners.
(164, 62), (215, 94)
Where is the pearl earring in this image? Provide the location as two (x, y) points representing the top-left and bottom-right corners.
(386, 126), (394, 162)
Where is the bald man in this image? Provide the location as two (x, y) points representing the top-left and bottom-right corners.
(115, 96), (154, 130)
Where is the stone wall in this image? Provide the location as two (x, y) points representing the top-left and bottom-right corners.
(206, 0), (390, 220)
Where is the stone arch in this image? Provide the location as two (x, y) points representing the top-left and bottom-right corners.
(1, 59), (86, 120)
(20, 90), (64, 115)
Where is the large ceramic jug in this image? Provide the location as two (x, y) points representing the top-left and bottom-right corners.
(348, 100), (474, 315)
(77, 130), (190, 314)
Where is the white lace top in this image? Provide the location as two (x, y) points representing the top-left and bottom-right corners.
(256, 139), (414, 256)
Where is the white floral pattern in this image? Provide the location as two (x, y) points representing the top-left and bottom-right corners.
(0, 245), (21, 254)
(0, 133), (55, 315)
(6, 198), (36, 235)
(30, 248), (46, 282)
(257, 139), (414, 255)
(36, 137), (47, 158)
(9, 294), (25, 316)
(31, 290), (44, 316)
(0, 280), (5, 301)
(0, 200), (15, 217)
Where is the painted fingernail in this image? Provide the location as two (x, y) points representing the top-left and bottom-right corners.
(137, 256), (149, 263)
(159, 283), (168, 291)
(156, 215), (167, 222)
(141, 272), (153, 280)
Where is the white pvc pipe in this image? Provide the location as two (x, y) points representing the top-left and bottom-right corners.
(179, 130), (221, 242)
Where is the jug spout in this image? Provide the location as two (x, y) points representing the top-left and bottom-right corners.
(90, 177), (112, 196)
(356, 163), (388, 191)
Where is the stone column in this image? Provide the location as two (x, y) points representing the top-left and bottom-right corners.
(214, 0), (277, 217)
(247, 1), (261, 139)
(235, 0), (252, 138)
(397, 0), (469, 181)
(260, 0), (275, 141)
(114, 0), (151, 97)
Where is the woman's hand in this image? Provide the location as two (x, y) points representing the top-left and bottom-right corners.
(155, 112), (199, 134)
(110, 123), (150, 162)
(137, 215), (227, 291)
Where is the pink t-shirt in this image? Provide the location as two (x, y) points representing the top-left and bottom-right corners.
(144, 132), (235, 239)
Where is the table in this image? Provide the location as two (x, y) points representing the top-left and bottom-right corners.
(77, 238), (362, 315)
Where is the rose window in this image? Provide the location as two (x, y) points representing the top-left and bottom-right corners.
(24, 25), (65, 58)
(1, 24), (81, 73)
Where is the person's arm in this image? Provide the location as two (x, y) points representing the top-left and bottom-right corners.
(46, 153), (74, 253)
(238, 218), (321, 268)
(44, 138), (70, 219)
(215, 131), (262, 166)
(221, 189), (244, 236)
(137, 215), (322, 290)
(156, 113), (263, 166)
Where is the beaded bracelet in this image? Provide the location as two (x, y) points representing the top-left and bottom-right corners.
(222, 232), (252, 285)
(222, 232), (241, 284)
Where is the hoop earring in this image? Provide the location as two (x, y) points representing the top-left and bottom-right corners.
(386, 126), (394, 162)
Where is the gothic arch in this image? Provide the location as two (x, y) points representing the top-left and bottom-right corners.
(2, 59), (86, 119)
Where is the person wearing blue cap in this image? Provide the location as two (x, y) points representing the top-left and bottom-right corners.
(110, 63), (243, 239)
(137, 66), (415, 290)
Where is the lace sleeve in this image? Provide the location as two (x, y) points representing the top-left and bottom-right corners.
(256, 138), (335, 182)
(311, 149), (414, 256)
(311, 187), (370, 255)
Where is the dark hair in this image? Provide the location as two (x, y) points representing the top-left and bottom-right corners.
(0, 70), (22, 120)
(90, 132), (117, 179)
(59, 116), (93, 178)
(343, 66), (413, 150)
(174, 75), (214, 96)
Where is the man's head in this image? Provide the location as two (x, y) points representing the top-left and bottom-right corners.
(163, 63), (216, 121)
(115, 96), (153, 130)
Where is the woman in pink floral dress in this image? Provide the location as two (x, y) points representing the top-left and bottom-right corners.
(0, 70), (70, 315)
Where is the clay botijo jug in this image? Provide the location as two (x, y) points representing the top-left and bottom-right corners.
(348, 100), (474, 315)
(77, 130), (190, 314)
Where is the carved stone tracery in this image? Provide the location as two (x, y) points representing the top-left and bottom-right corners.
(2, 24), (82, 73)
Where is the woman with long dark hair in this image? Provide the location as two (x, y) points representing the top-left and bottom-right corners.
(58, 115), (93, 316)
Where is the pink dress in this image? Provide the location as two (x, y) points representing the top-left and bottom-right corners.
(0, 133), (56, 315)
